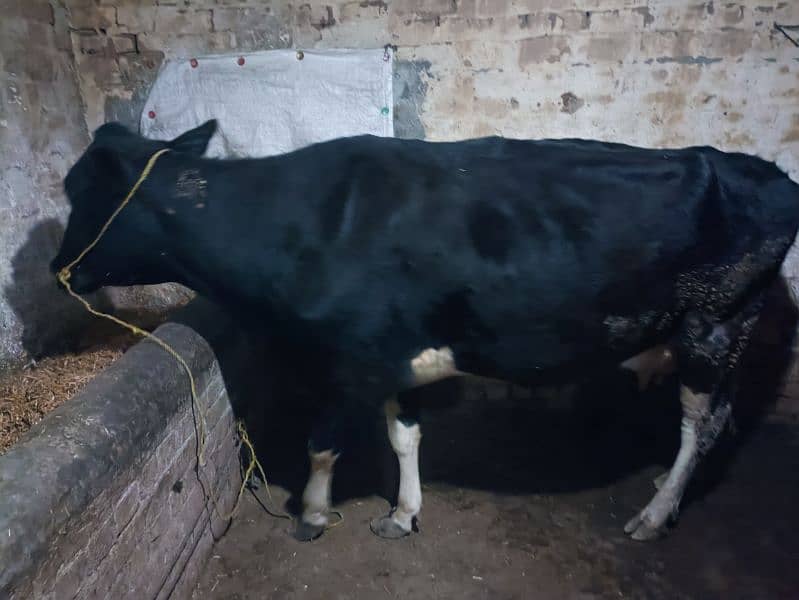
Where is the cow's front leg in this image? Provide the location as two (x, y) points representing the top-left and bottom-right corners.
(294, 416), (340, 541)
(371, 396), (422, 539)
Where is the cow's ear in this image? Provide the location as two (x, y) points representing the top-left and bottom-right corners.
(169, 119), (217, 156)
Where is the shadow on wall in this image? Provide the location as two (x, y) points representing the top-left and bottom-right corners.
(6, 218), (188, 362)
(4, 218), (110, 360)
(179, 277), (798, 519)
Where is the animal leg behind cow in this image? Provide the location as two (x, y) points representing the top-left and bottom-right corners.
(371, 396), (422, 539)
(624, 300), (762, 541)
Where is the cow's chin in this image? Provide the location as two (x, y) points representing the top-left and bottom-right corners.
(59, 271), (104, 295)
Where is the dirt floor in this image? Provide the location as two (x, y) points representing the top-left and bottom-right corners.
(0, 331), (137, 454)
(191, 368), (799, 600)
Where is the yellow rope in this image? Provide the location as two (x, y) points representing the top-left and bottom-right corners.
(55, 147), (292, 525)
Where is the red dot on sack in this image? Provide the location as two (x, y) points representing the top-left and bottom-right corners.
(148, 110), (156, 119)
(237, 56), (245, 66)
(190, 58), (198, 68)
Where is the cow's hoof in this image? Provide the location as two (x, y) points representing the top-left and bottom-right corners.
(370, 515), (411, 539)
(293, 520), (325, 542)
(623, 511), (667, 541)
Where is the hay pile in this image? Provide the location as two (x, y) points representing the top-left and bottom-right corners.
(0, 335), (136, 455)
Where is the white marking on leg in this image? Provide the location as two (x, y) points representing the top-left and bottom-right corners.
(385, 398), (422, 531)
(409, 346), (461, 386)
(625, 385), (709, 539)
(620, 344), (676, 391)
(301, 449), (338, 527)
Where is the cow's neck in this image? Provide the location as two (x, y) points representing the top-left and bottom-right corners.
(144, 154), (294, 312)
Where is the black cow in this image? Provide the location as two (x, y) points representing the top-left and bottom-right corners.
(51, 120), (799, 542)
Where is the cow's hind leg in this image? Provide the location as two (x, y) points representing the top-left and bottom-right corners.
(624, 302), (761, 541)
(371, 396), (422, 539)
(294, 414), (340, 541)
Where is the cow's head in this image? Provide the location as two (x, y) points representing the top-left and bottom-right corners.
(50, 120), (217, 294)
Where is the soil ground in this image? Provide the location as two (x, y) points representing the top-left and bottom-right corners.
(191, 367), (799, 600)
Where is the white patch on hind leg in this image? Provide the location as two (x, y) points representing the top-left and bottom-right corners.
(301, 449), (338, 527)
(385, 398), (422, 531)
(409, 346), (461, 386)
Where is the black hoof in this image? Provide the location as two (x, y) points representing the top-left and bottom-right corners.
(293, 520), (325, 542)
(370, 515), (411, 539)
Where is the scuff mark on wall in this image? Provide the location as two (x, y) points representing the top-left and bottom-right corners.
(560, 92), (584, 114)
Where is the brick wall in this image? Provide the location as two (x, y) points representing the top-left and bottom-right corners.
(0, 304), (244, 600)
(63, 1), (798, 167)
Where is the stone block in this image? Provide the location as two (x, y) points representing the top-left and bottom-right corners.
(68, 5), (116, 30)
(518, 35), (573, 66)
(116, 4), (157, 32)
(154, 7), (212, 34)
(212, 6), (273, 31)
(775, 1), (799, 22)
(339, 0), (389, 21)
(392, 0), (458, 18)
(75, 31), (110, 56)
(582, 34), (636, 62)
(8, 0), (54, 24)
(114, 481), (141, 531)
(112, 34), (137, 54)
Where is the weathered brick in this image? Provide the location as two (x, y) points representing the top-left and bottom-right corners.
(138, 429), (173, 494)
(582, 34), (636, 62)
(52, 552), (88, 599)
(555, 10), (592, 32)
(8, 0), (54, 24)
(138, 30), (238, 55)
(155, 429), (180, 470)
(340, 0), (389, 21)
(638, 30), (699, 58)
(213, 6), (271, 31)
(112, 34), (137, 54)
(154, 6), (212, 34)
(514, 13), (556, 37)
(116, 4), (157, 31)
(775, 1), (799, 22)
(389, 17), (440, 45)
(114, 481), (141, 531)
(518, 35), (573, 66)
(294, 2), (339, 31)
(75, 31), (112, 56)
(143, 492), (166, 531)
(647, 3), (710, 32)
(68, 5), (116, 30)
(2, 42), (59, 80)
(585, 8), (649, 33)
(393, 0), (458, 18)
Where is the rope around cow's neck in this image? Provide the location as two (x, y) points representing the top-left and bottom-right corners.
(55, 148), (289, 523)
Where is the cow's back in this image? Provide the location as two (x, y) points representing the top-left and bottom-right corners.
(242, 136), (799, 385)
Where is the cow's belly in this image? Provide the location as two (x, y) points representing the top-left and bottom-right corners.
(407, 343), (676, 390)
